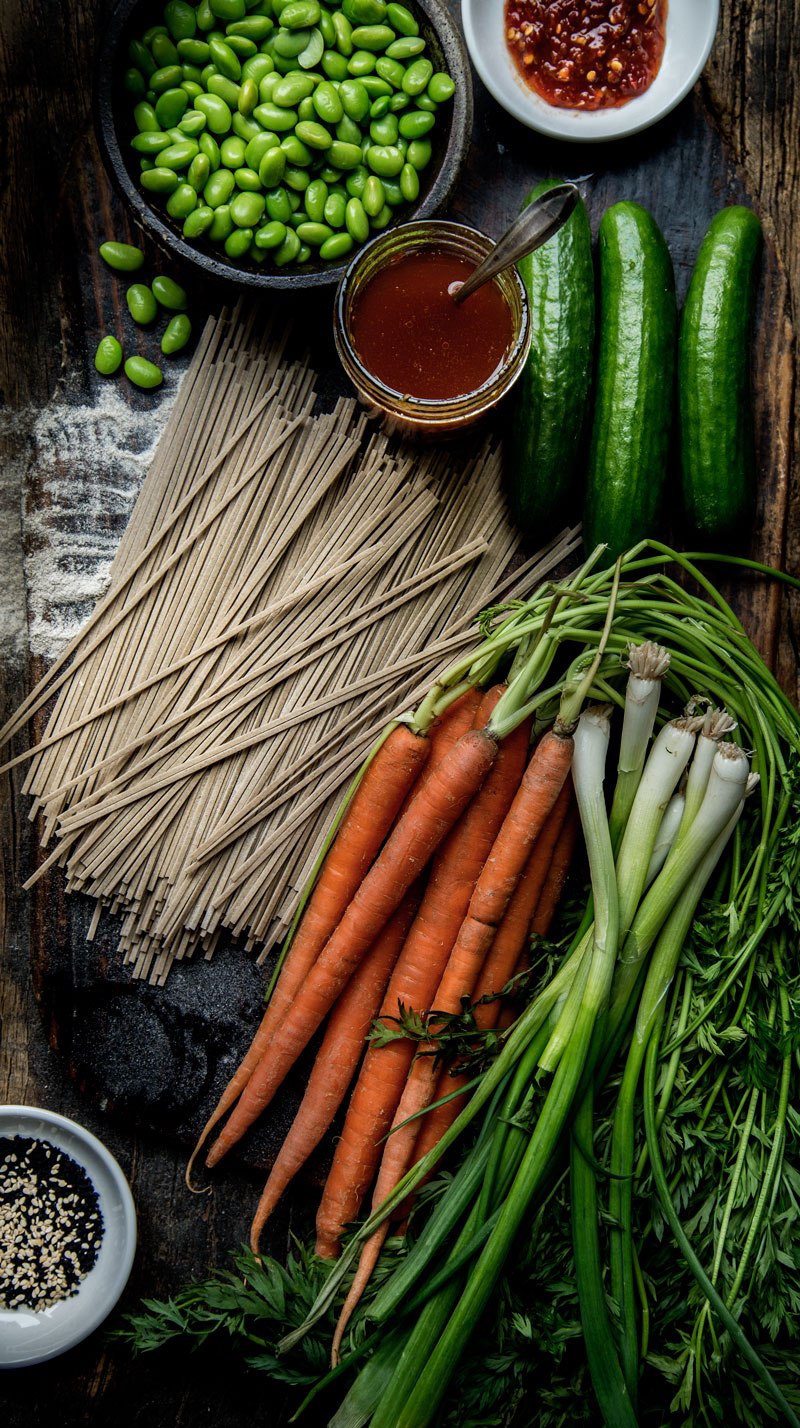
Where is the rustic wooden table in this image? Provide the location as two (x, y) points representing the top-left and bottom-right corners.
(1, 2), (798, 1423)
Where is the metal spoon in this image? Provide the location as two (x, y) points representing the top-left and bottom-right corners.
(449, 182), (581, 306)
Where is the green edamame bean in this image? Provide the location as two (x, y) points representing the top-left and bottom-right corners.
(253, 101), (298, 129)
(347, 48), (376, 74)
(161, 314), (193, 355)
(320, 231), (353, 259)
(182, 76), (203, 96)
(428, 70), (454, 102)
(225, 225), (253, 257)
(332, 11), (353, 54)
(362, 173), (384, 215)
(350, 24), (395, 50)
(402, 57), (432, 94)
(259, 70), (281, 100)
(295, 119), (332, 149)
(220, 134), (247, 166)
(343, 0), (386, 23)
(370, 201), (392, 228)
(344, 163), (368, 196)
(151, 275), (189, 310)
(209, 202), (233, 238)
(321, 48), (349, 80)
(345, 196), (369, 241)
(284, 164), (310, 190)
(274, 228), (302, 265)
(151, 64), (183, 92)
(399, 160), (419, 201)
(180, 61), (202, 81)
(369, 94), (391, 117)
(238, 76), (259, 112)
(151, 33), (180, 68)
(228, 15), (274, 39)
(139, 157), (156, 170)
(187, 152), (211, 188)
(298, 27), (325, 66)
(94, 335), (123, 376)
(245, 130), (278, 166)
(195, 92), (233, 132)
(125, 356), (163, 389)
(360, 74), (391, 96)
(296, 242), (311, 261)
(230, 189), (266, 225)
(204, 166), (236, 205)
(166, 181), (198, 216)
(297, 94), (315, 119)
(242, 52), (274, 81)
(179, 109), (208, 135)
(281, 0), (321, 28)
(370, 113), (398, 143)
(266, 186), (293, 220)
(281, 133), (313, 164)
(199, 131), (222, 166)
(159, 138), (199, 169)
(296, 220), (333, 245)
(99, 241), (145, 272)
(156, 86), (188, 127)
(232, 111), (260, 139)
(375, 55), (405, 87)
(197, 0), (215, 27)
(406, 136), (431, 169)
(259, 146), (287, 184)
(131, 129), (171, 154)
(385, 34), (424, 58)
(386, 3), (418, 36)
(225, 34), (258, 57)
(209, 0), (246, 19)
(389, 90), (410, 112)
(141, 165), (181, 193)
(414, 93), (436, 112)
(304, 177), (328, 220)
(324, 190), (347, 225)
(340, 77), (369, 120)
(273, 27), (311, 56)
(207, 71), (241, 106)
(177, 36), (210, 62)
(313, 79), (343, 122)
(183, 204), (215, 236)
(272, 71), (316, 105)
(328, 138), (363, 168)
(380, 175), (402, 204)
(336, 113), (363, 145)
(165, 0), (197, 39)
(134, 100), (159, 131)
(319, 164), (344, 183)
(398, 107), (433, 138)
(319, 9), (336, 46)
(234, 164), (261, 188)
(365, 142), (403, 176)
(254, 219), (287, 248)
(129, 38), (156, 75)
(126, 283), (158, 325)
(124, 67), (147, 96)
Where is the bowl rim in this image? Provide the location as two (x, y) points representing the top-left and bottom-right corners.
(94, 0), (474, 289)
(460, 0), (720, 144)
(0, 1104), (137, 1369)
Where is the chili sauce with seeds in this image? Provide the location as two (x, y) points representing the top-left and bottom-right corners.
(0, 1136), (104, 1311)
(505, 0), (667, 111)
(350, 249), (515, 401)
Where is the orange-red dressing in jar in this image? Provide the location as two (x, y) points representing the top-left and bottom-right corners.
(505, 0), (667, 110)
(349, 249), (515, 401)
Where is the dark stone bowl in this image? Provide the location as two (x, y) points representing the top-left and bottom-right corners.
(94, 0), (473, 290)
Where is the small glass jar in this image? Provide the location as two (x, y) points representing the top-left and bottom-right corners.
(333, 219), (531, 438)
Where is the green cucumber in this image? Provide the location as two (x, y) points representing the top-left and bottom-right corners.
(507, 179), (594, 536)
(679, 206), (762, 542)
(583, 202), (677, 559)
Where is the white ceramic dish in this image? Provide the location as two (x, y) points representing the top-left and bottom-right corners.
(460, 0), (720, 143)
(0, 1106), (137, 1368)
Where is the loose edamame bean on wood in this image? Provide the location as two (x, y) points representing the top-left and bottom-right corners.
(152, 274), (189, 309)
(94, 335), (124, 375)
(161, 313), (193, 354)
(99, 240), (145, 272)
(126, 283), (159, 325)
(125, 355), (164, 389)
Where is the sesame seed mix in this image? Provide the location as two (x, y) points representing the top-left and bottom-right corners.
(0, 1136), (104, 1311)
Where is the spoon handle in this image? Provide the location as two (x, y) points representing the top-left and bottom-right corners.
(451, 182), (581, 306)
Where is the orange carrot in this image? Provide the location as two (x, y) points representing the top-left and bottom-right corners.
(409, 782), (576, 1171)
(516, 801), (580, 975)
(314, 686), (511, 1260)
(331, 726), (574, 1350)
(205, 725), (499, 1168)
(186, 722), (430, 1180)
(248, 888), (420, 1255)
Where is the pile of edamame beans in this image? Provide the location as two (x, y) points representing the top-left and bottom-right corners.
(123, 0), (455, 270)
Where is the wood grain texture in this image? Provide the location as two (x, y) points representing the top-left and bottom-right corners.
(0, 2), (797, 1424)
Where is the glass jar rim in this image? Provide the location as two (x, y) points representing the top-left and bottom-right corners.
(333, 219), (531, 417)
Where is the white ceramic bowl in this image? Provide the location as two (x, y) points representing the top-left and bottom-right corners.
(461, 0), (720, 142)
(0, 1106), (137, 1368)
